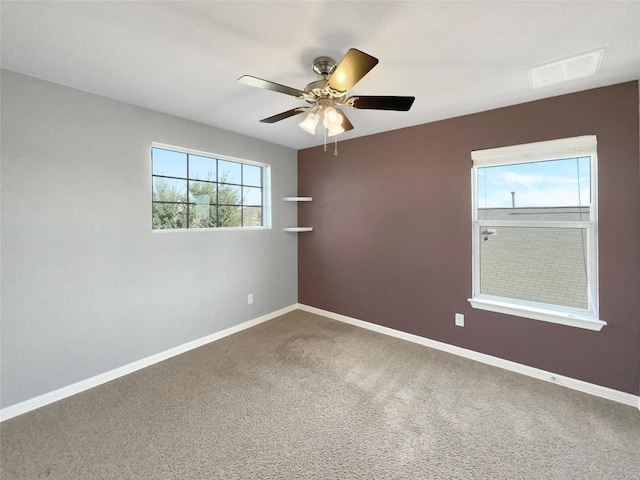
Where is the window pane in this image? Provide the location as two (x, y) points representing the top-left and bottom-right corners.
(189, 181), (216, 204)
(243, 207), (263, 227)
(153, 177), (187, 202)
(242, 187), (262, 206)
(189, 155), (216, 182)
(188, 204), (217, 228)
(479, 225), (589, 309)
(218, 206), (242, 227)
(152, 203), (187, 229)
(243, 164), (262, 187)
(477, 157), (591, 214)
(218, 184), (241, 205)
(152, 148), (187, 178)
(151, 146), (268, 230)
(219, 160), (241, 184)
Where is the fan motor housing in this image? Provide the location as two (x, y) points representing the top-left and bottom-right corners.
(305, 79), (327, 94)
(306, 56), (341, 102)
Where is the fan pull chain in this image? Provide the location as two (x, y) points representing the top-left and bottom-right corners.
(323, 128), (327, 152)
(334, 136), (338, 156)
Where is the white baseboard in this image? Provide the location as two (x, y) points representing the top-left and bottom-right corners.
(4, 302), (637, 422)
(296, 303), (640, 411)
(0, 304), (298, 422)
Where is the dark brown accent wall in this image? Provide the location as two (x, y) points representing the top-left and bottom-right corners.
(298, 81), (640, 395)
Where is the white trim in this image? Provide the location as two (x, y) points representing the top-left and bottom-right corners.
(152, 226), (270, 233)
(468, 297), (606, 331)
(471, 136), (600, 323)
(476, 219), (591, 228)
(0, 304), (298, 422)
(151, 142), (268, 169)
(263, 165), (272, 229)
(471, 135), (597, 166)
(3, 303), (635, 422)
(471, 167), (480, 299)
(296, 304), (639, 410)
(589, 149), (599, 318)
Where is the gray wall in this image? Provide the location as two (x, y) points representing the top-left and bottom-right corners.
(0, 70), (298, 408)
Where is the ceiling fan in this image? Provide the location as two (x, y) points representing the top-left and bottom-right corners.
(237, 48), (415, 141)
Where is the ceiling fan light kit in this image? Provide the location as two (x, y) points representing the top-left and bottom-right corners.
(237, 48), (415, 154)
(327, 124), (345, 138)
(322, 106), (343, 130)
(299, 112), (320, 134)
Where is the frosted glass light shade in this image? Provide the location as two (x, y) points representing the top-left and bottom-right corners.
(323, 107), (343, 130)
(327, 125), (345, 137)
(299, 112), (319, 134)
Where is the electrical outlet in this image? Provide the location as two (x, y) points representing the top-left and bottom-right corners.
(455, 313), (464, 327)
(248, 294), (253, 305)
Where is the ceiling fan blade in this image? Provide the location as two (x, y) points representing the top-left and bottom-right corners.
(237, 75), (306, 98)
(348, 96), (415, 111)
(260, 107), (308, 124)
(327, 48), (379, 94)
(335, 108), (354, 132)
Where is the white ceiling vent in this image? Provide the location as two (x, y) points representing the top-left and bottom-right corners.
(528, 49), (605, 89)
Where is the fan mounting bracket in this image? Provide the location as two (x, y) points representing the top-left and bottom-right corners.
(312, 56), (337, 76)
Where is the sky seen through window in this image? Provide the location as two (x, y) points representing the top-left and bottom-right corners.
(477, 157), (591, 209)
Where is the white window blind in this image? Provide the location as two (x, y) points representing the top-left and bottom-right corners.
(471, 135), (597, 167)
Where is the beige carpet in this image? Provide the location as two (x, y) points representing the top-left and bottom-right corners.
(2, 310), (639, 479)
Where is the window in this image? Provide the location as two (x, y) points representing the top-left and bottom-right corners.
(469, 136), (606, 331)
(151, 145), (268, 230)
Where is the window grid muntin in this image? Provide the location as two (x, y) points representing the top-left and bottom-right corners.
(152, 147), (264, 230)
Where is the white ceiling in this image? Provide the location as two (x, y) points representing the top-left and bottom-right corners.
(2, 1), (639, 150)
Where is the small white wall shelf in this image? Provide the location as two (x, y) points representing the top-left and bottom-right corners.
(284, 227), (313, 232)
(283, 197), (313, 202)
(283, 196), (313, 232)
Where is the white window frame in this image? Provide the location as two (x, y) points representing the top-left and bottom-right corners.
(468, 136), (606, 331)
(151, 142), (272, 231)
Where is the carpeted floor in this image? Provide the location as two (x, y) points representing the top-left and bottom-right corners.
(1, 310), (639, 479)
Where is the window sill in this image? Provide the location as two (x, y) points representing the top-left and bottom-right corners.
(152, 226), (270, 233)
(468, 297), (606, 331)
